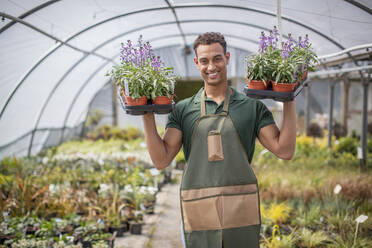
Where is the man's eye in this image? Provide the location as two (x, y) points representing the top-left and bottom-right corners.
(200, 60), (208, 64)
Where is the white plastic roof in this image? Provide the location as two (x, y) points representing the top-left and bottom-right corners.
(0, 0), (372, 157)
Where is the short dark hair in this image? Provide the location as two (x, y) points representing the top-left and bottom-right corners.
(193, 32), (227, 56)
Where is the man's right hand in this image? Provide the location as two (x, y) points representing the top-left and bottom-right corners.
(142, 113), (183, 170)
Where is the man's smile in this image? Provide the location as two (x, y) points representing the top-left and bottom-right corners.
(206, 71), (219, 79)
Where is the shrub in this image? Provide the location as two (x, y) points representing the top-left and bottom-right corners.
(307, 122), (323, 138)
(335, 136), (358, 156)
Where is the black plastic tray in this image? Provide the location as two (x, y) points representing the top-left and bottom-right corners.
(118, 91), (174, 115)
(244, 83), (307, 102)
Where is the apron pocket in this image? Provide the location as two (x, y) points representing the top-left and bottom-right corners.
(182, 196), (222, 231)
(222, 192), (260, 229)
(207, 130), (224, 161)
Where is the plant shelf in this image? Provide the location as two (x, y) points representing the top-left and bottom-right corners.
(118, 91), (174, 115)
(244, 83), (307, 102)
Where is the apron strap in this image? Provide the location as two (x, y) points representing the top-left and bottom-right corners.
(201, 87), (231, 117)
(201, 90), (206, 117)
(221, 88), (231, 114)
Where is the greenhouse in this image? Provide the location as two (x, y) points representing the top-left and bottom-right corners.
(0, 0), (371, 247)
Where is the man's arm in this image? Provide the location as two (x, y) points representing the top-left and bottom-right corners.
(257, 100), (296, 160)
(142, 113), (183, 170)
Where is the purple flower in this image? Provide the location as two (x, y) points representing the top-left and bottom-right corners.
(287, 33), (295, 52)
(272, 26), (279, 42)
(259, 31), (267, 53)
(281, 42), (290, 59)
(304, 34), (309, 47)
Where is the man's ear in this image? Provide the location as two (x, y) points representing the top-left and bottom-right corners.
(194, 57), (200, 69)
(193, 57), (198, 65)
(225, 52), (231, 65)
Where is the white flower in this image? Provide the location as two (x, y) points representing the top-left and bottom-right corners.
(42, 157), (49, 165)
(355, 215), (368, 223)
(149, 168), (160, 176)
(49, 184), (58, 194)
(98, 158), (104, 166)
(333, 184), (342, 194)
(124, 184), (133, 193)
(100, 184), (110, 192)
(260, 149), (268, 156)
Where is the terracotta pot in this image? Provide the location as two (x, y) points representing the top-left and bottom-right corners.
(152, 95), (174, 105)
(301, 71), (308, 81)
(272, 82), (299, 92)
(120, 88), (147, 106)
(246, 79), (269, 90)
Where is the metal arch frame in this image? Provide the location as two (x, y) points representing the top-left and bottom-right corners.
(57, 58), (115, 146)
(0, 3), (350, 120)
(344, 0), (372, 15)
(0, 11), (115, 62)
(164, 0), (187, 47)
(164, 0), (191, 78)
(78, 80), (112, 138)
(150, 32), (259, 46)
(27, 19), (263, 156)
(0, 0), (61, 34)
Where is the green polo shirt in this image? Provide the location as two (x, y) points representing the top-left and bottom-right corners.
(166, 87), (275, 163)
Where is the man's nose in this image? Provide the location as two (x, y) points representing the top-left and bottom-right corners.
(207, 62), (216, 71)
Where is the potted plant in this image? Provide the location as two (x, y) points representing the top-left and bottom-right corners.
(129, 211), (144, 235)
(246, 29), (281, 90)
(272, 33), (317, 92)
(107, 216), (126, 237)
(106, 36), (178, 106)
(151, 66), (177, 105)
(292, 34), (318, 82)
(246, 27), (318, 93)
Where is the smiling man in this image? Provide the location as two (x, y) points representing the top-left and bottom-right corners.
(142, 32), (296, 248)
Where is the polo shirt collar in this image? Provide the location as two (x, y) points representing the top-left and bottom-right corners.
(192, 86), (245, 104)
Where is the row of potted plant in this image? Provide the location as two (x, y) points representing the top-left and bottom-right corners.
(246, 26), (318, 92)
(106, 36), (178, 106)
(0, 130), (170, 246)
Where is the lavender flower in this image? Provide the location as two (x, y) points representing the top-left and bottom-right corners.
(118, 36), (164, 70)
(303, 34), (309, 47)
(280, 42), (290, 59)
(272, 26), (279, 43)
(287, 33), (295, 52)
(259, 31), (267, 53)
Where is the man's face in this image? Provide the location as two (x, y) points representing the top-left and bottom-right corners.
(194, 43), (230, 87)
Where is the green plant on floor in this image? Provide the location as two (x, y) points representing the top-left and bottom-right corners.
(91, 186), (126, 227)
(335, 136), (358, 156)
(297, 228), (330, 247)
(10, 239), (49, 248)
(85, 109), (104, 131)
(291, 202), (322, 227)
(261, 225), (297, 248)
(261, 202), (292, 225)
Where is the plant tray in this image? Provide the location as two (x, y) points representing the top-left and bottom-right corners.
(118, 91), (174, 115)
(244, 83), (306, 102)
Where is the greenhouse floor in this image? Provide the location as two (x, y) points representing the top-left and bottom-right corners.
(115, 170), (183, 248)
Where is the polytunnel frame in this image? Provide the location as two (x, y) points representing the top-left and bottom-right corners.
(0, 3), (352, 120)
(0, 2), (366, 158)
